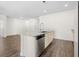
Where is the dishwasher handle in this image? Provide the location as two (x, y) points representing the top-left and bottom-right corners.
(36, 34), (45, 40)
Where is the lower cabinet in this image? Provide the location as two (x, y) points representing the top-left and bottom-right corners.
(45, 32), (54, 48)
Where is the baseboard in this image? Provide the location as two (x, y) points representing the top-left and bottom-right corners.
(54, 38), (74, 42)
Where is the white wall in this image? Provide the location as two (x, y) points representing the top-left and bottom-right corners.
(74, 5), (78, 57)
(0, 15), (7, 37)
(24, 18), (40, 34)
(7, 17), (25, 35)
(39, 9), (75, 41)
(7, 17), (39, 35)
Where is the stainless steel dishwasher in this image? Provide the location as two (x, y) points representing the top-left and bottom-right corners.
(36, 34), (45, 56)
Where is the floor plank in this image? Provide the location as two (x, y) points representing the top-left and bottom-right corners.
(40, 39), (74, 57)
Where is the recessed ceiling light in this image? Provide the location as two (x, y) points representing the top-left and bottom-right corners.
(65, 4), (68, 7)
(25, 20), (29, 24)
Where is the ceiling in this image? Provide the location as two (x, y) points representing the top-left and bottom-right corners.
(0, 1), (78, 18)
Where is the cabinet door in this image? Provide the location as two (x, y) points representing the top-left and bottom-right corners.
(45, 32), (53, 48)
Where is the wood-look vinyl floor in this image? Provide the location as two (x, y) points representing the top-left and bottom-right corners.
(40, 39), (74, 57)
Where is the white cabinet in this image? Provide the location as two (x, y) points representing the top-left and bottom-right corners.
(20, 35), (37, 57)
(20, 33), (44, 57)
(45, 32), (54, 48)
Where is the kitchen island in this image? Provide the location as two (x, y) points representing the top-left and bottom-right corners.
(20, 31), (54, 57)
(20, 33), (45, 57)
